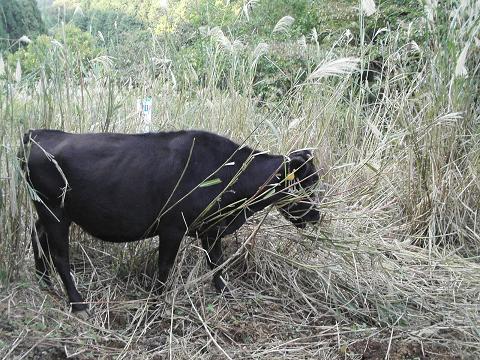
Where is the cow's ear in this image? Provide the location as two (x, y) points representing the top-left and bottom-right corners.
(287, 150), (313, 179)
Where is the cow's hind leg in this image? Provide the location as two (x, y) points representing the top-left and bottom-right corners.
(31, 220), (52, 287)
(201, 237), (228, 293)
(38, 208), (87, 312)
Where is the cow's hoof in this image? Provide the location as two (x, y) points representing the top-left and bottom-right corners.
(38, 281), (53, 291)
(36, 273), (53, 289)
(74, 309), (92, 321)
(71, 302), (89, 313)
(213, 276), (231, 297)
(221, 288), (233, 299)
(155, 281), (167, 294)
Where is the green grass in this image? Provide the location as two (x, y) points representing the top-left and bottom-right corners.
(0, 0), (479, 358)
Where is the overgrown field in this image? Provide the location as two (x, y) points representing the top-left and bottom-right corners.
(1, 0), (479, 359)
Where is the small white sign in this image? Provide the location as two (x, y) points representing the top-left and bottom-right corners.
(137, 97), (153, 131)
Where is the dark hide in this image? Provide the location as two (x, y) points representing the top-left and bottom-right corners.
(22, 129), (320, 311)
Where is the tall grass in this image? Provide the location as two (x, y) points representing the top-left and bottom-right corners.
(0, 1), (479, 358)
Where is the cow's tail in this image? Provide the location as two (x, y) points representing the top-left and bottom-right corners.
(18, 129), (33, 171)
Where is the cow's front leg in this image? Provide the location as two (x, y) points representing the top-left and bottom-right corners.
(157, 230), (183, 289)
(201, 237), (228, 293)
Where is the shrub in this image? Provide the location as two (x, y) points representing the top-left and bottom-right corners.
(7, 23), (100, 77)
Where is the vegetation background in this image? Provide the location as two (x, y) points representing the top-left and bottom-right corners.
(0, 0), (479, 358)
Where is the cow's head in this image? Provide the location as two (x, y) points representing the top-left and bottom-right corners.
(277, 150), (321, 228)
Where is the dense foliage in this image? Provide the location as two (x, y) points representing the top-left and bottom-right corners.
(0, 0), (46, 51)
(4, 0), (423, 95)
(6, 23), (99, 77)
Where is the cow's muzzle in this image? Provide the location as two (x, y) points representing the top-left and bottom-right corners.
(277, 198), (321, 229)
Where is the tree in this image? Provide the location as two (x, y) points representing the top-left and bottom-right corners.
(7, 23), (100, 76)
(0, 0), (46, 51)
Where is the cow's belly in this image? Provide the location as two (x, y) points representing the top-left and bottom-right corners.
(72, 216), (159, 243)
(64, 195), (160, 243)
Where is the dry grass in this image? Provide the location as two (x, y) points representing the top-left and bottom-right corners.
(1, 210), (478, 359)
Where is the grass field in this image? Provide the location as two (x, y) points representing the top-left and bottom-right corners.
(0, 0), (479, 359)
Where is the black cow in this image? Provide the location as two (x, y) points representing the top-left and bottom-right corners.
(22, 129), (320, 312)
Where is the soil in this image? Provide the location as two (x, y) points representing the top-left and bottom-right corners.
(348, 338), (463, 360)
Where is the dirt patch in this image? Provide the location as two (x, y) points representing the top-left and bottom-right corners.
(348, 338), (462, 360)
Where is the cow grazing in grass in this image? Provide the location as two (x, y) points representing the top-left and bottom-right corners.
(22, 129), (320, 312)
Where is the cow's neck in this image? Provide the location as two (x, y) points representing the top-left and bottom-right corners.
(196, 151), (286, 237)
(235, 151), (287, 211)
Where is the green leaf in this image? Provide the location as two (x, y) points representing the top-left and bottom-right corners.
(199, 178), (222, 187)
(261, 188), (276, 200)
